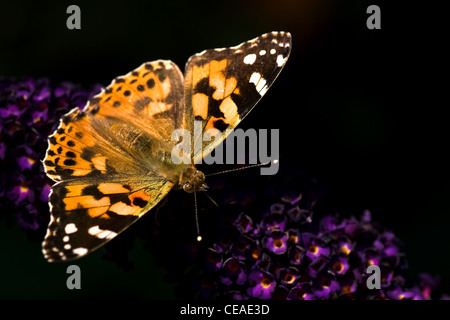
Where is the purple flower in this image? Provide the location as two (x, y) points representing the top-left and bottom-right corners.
(219, 257), (247, 286)
(386, 286), (424, 300)
(230, 234), (258, 261)
(336, 237), (353, 255)
(39, 183), (52, 203)
(247, 268), (276, 299)
(0, 103), (23, 118)
(234, 212), (253, 233)
(288, 244), (306, 265)
(287, 282), (316, 300)
(329, 254), (350, 275)
(302, 233), (330, 261)
(260, 211), (287, 232)
(7, 175), (34, 204)
(277, 267), (299, 286)
(0, 77), (102, 236)
(314, 274), (340, 299)
(264, 230), (288, 254)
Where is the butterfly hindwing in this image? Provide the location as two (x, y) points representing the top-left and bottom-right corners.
(184, 31), (292, 163)
(42, 178), (174, 262)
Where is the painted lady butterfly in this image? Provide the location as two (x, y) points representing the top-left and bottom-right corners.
(42, 31), (292, 262)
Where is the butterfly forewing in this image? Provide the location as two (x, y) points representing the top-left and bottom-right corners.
(87, 60), (186, 139)
(184, 31), (292, 164)
(42, 61), (185, 262)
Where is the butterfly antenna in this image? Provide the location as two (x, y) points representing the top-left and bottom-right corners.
(205, 159), (278, 177)
(193, 186), (202, 242)
(203, 191), (219, 207)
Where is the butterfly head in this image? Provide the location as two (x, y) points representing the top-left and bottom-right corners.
(180, 166), (207, 193)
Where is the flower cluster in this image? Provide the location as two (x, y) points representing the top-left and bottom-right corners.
(205, 197), (435, 300)
(0, 77), (101, 237)
(127, 164), (446, 300)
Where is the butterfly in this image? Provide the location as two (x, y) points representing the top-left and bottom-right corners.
(42, 31), (292, 262)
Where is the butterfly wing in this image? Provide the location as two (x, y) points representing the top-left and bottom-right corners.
(43, 178), (173, 262)
(42, 61), (184, 262)
(184, 31), (292, 164)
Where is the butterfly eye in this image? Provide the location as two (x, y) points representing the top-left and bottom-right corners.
(193, 170), (205, 182)
(183, 182), (194, 193)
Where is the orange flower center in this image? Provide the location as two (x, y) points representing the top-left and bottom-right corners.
(251, 248), (259, 259)
(274, 239), (284, 248)
(261, 277), (272, 288)
(308, 245), (318, 254)
(340, 245), (351, 255)
(333, 262), (344, 273)
(284, 274), (295, 284)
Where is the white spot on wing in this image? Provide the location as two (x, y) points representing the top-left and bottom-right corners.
(249, 72), (261, 86)
(243, 53), (257, 65)
(230, 43), (244, 50)
(276, 54), (287, 67)
(65, 223), (78, 234)
(72, 248), (88, 256)
(88, 225), (101, 235)
(270, 49), (276, 55)
(196, 49), (207, 56)
(259, 50), (266, 56)
(249, 72), (268, 95)
(257, 78), (268, 94)
(260, 84), (269, 96)
(88, 225), (117, 239)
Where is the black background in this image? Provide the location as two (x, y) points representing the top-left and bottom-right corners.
(1, 0), (449, 299)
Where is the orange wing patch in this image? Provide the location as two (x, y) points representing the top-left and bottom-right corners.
(57, 181), (168, 219)
(209, 59), (228, 100)
(188, 59), (241, 126)
(44, 108), (102, 181)
(84, 60), (185, 140)
(192, 93), (209, 120)
(42, 179), (174, 262)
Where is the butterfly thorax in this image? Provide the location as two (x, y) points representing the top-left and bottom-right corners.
(178, 165), (207, 193)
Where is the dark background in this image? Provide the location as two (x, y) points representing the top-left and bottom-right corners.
(1, 0), (449, 299)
